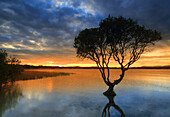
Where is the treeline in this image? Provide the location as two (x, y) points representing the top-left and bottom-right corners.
(0, 49), (23, 86)
(20, 65), (170, 69)
(130, 66), (170, 69)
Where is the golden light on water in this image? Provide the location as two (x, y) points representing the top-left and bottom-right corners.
(16, 69), (170, 94)
(47, 78), (53, 92)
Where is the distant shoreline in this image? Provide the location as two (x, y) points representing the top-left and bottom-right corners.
(20, 65), (170, 69)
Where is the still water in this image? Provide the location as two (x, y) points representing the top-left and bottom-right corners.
(1, 69), (170, 117)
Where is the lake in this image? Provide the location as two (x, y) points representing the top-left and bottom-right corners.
(1, 69), (170, 117)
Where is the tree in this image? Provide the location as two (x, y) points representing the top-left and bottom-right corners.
(0, 49), (23, 86)
(74, 16), (161, 95)
(0, 49), (8, 64)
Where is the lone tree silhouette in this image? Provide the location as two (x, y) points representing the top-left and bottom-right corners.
(74, 16), (161, 95)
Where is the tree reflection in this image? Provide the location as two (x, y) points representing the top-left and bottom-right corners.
(102, 91), (125, 117)
(0, 83), (23, 117)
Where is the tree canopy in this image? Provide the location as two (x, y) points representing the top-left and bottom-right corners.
(74, 16), (161, 90)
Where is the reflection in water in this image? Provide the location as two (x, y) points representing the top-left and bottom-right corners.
(0, 83), (22, 117)
(102, 91), (125, 117)
(1, 69), (170, 117)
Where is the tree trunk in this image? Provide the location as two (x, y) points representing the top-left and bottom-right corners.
(103, 84), (116, 96)
(113, 70), (125, 85)
(103, 70), (125, 96)
(108, 84), (114, 92)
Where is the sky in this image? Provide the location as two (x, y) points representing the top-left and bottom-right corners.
(0, 0), (170, 67)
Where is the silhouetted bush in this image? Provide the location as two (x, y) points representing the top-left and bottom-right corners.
(0, 49), (23, 86)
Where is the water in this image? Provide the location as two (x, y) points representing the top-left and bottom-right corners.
(1, 69), (170, 117)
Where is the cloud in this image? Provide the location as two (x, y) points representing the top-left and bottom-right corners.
(83, 0), (170, 37)
(0, 0), (169, 66)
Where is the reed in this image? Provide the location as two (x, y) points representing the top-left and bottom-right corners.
(16, 70), (72, 81)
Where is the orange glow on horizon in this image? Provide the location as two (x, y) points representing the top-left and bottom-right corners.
(17, 45), (169, 67)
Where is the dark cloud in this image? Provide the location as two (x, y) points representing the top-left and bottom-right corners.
(0, 0), (100, 52)
(82, 0), (170, 37)
(0, 0), (169, 65)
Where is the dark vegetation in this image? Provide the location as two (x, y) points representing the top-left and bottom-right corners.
(20, 65), (170, 69)
(0, 49), (23, 86)
(74, 16), (162, 95)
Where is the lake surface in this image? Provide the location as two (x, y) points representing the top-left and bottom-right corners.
(1, 69), (170, 117)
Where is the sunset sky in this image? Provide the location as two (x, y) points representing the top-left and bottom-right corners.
(0, 0), (170, 67)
